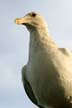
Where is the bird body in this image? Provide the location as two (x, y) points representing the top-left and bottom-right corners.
(15, 12), (72, 108)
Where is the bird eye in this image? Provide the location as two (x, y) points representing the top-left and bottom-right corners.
(31, 12), (36, 17)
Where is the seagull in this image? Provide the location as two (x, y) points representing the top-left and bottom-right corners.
(15, 12), (72, 108)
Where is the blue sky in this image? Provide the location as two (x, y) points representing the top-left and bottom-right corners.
(0, 0), (72, 108)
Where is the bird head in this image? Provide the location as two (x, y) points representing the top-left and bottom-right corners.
(15, 12), (48, 31)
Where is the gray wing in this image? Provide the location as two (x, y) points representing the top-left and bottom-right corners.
(59, 48), (72, 56)
(22, 65), (44, 108)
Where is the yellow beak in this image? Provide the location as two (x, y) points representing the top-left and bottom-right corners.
(15, 18), (24, 25)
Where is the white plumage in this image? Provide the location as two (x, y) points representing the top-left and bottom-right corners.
(15, 12), (72, 108)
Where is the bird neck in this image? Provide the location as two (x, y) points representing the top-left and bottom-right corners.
(28, 28), (58, 66)
(29, 28), (57, 50)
